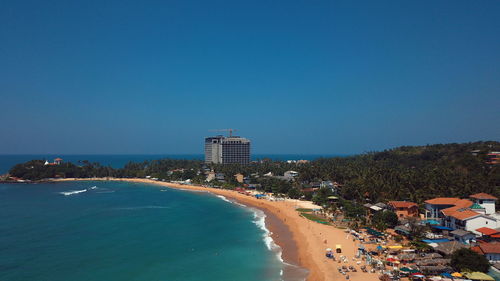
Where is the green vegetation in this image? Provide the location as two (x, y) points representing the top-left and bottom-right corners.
(372, 210), (398, 230)
(296, 208), (313, 212)
(450, 248), (490, 273)
(6, 141), (500, 207)
(299, 212), (330, 224)
(7, 159), (204, 181)
(301, 141), (499, 203)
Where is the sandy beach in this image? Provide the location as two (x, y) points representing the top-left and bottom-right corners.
(55, 178), (380, 281)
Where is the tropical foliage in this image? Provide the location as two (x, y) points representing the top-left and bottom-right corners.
(7, 141), (499, 207)
(450, 248), (490, 273)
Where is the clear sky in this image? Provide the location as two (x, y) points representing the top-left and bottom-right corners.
(1, 0), (499, 155)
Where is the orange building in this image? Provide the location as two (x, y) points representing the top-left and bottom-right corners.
(388, 201), (419, 218)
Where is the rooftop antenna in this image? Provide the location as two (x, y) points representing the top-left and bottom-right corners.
(209, 129), (237, 137)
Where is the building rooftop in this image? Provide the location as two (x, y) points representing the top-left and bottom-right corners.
(450, 229), (472, 237)
(434, 241), (468, 256)
(470, 203), (484, 209)
(388, 201), (418, 208)
(476, 227), (499, 236)
(447, 209), (480, 221)
(425, 197), (462, 205)
(440, 199), (474, 217)
(469, 193), (498, 200)
(476, 242), (500, 254)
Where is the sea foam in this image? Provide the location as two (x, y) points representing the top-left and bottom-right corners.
(212, 195), (285, 266)
(59, 189), (87, 196)
(213, 194), (308, 280)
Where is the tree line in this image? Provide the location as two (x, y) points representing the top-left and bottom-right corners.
(7, 141), (499, 206)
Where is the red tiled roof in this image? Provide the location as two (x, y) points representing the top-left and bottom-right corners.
(456, 199), (474, 208)
(447, 209), (479, 221)
(441, 199), (474, 216)
(441, 206), (461, 216)
(469, 193), (498, 200)
(478, 242), (500, 254)
(471, 245), (483, 255)
(476, 227), (500, 236)
(388, 201), (418, 209)
(425, 197), (461, 205)
(54, 158), (63, 161)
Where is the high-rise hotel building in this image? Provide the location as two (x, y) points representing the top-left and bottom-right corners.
(205, 135), (251, 164)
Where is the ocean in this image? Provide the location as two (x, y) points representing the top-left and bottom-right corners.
(0, 154), (345, 175)
(0, 180), (299, 281)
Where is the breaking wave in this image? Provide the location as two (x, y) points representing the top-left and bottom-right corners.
(59, 189), (87, 196)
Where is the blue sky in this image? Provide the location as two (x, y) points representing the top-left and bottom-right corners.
(1, 0), (499, 154)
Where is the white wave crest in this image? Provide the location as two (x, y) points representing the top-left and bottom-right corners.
(89, 186), (98, 190)
(250, 208), (284, 264)
(59, 189), (87, 196)
(215, 195), (246, 207)
(216, 195), (232, 203)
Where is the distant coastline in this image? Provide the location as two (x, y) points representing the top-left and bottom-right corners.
(0, 154), (348, 175)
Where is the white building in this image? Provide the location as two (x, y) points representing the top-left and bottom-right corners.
(283, 171), (298, 180)
(469, 193), (497, 215)
(206, 171), (216, 182)
(443, 209), (497, 234)
(204, 135), (251, 164)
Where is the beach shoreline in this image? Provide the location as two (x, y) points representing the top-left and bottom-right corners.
(49, 178), (380, 281)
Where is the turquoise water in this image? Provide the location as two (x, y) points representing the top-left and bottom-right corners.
(0, 181), (285, 281)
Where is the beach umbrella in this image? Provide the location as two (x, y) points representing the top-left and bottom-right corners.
(326, 248), (332, 251)
(377, 245), (384, 251)
(386, 258), (397, 262)
(441, 273), (453, 278)
(462, 272), (494, 281)
(451, 272), (462, 278)
(400, 267), (411, 272)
